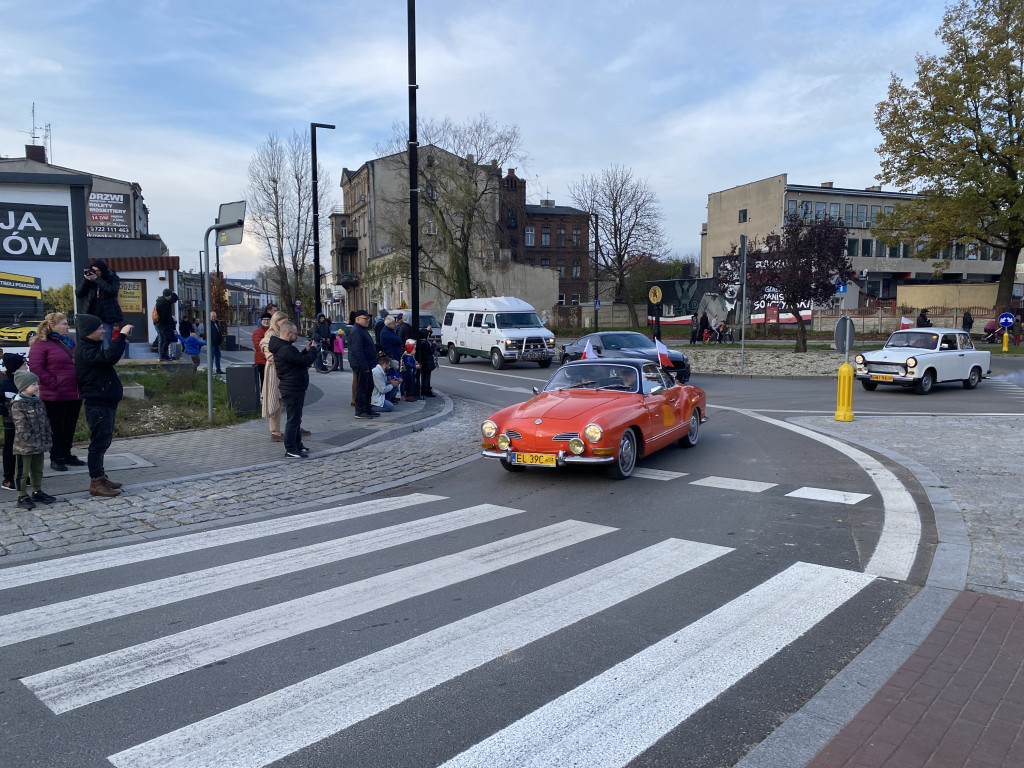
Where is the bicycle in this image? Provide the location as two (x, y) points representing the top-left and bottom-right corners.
(312, 338), (336, 374)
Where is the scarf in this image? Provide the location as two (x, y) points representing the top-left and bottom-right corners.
(52, 331), (76, 351)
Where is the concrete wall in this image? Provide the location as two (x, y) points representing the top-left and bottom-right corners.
(471, 259), (560, 316)
(896, 283), (1000, 310)
(702, 174), (786, 274)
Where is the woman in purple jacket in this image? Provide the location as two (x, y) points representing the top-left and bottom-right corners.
(29, 313), (85, 472)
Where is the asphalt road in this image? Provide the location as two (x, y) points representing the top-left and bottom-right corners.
(2, 358), (1022, 767)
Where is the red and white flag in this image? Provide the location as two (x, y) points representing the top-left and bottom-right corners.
(655, 338), (673, 367)
(581, 340), (595, 359)
(900, 316), (913, 330)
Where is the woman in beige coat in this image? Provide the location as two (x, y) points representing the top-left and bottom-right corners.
(261, 312), (287, 441)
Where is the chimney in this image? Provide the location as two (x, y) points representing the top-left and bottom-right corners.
(865, 185), (881, 192)
(25, 144), (47, 163)
(466, 153), (475, 164)
(540, 199), (555, 207)
(820, 181), (833, 188)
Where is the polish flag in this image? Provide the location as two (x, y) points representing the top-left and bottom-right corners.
(655, 338), (673, 367)
(900, 316), (913, 330)
(581, 340), (596, 359)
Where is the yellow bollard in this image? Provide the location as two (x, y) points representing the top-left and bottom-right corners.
(1003, 329), (1010, 353)
(835, 362), (854, 422)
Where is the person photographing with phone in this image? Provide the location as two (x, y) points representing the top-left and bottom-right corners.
(74, 314), (131, 496)
(75, 261), (123, 349)
(267, 321), (318, 458)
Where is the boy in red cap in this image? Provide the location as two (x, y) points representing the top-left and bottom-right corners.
(401, 339), (421, 401)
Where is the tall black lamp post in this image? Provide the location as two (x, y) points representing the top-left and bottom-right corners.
(311, 121), (335, 316)
(408, 0), (420, 332)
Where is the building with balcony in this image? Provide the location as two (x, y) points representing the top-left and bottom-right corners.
(701, 173), (1004, 302)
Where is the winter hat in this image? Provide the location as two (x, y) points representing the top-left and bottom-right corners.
(260, 312), (272, 321)
(2, 352), (25, 374)
(13, 369), (38, 393)
(76, 313), (103, 338)
(378, 308), (389, 318)
(162, 288), (173, 298)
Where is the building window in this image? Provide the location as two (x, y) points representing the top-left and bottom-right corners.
(541, 227), (551, 246)
(901, 243), (911, 258)
(857, 204), (868, 224)
(507, 209), (517, 229)
(572, 260), (581, 278)
(787, 200), (797, 216)
(557, 259), (565, 277)
(877, 240), (888, 257)
(800, 201), (812, 221)
(829, 202), (840, 219)
(889, 244), (899, 258)
(541, 258), (550, 267)
(571, 294), (580, 305)
(847, 238), (858, 257)
(425, 214), (436, 235)
(526, 257), (535, 266)
(954, 243), (965, 260)
(738, 209), (748, 223)
(861, 239), (872, 258)
(426, 184), (437, 201)
(557, 294), (565, 305)
(524, 226), (534, 246)
(572, 228), (581, 246)
(870, 205), (881, 225)
(556, 228), (565, 247)
(815, 202), (827, 220)
(845, 204), (854, 227)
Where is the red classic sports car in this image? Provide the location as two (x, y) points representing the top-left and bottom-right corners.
(481, 358), (707, 480)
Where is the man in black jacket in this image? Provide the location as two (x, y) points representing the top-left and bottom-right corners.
(76, 260), (123, 349)
(348, 310), (379, 418)
(74, 314), (130, 497)
(208, 310), (224, 373)
(154, 289), (178, 361)
(268, 321), (318, 458)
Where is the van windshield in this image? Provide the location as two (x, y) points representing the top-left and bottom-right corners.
(496, 312), (544, 329)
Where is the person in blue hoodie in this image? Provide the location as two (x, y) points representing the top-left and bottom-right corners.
(175, 331), (207, 371)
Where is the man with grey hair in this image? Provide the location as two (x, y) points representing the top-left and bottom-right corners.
(267, 321), (318, 458)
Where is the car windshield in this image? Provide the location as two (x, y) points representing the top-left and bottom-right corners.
(496, 312), (545, 329)
(419, 314), (439, 328)
(885, 332), (939, 350)
(601, 332), (654, 350)
(543, 363), (640, 393)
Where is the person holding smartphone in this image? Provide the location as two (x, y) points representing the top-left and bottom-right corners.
(75, 261), (123, 349)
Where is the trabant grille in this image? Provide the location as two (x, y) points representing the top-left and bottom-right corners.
(866, 362), (906, 374)
(552, 432), (580, 442)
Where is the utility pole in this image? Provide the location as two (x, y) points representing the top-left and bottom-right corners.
(408, 0), (420, 333)
(311, 122), (336, 316)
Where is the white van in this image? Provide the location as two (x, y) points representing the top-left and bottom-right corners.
(441, 297), (556, 369)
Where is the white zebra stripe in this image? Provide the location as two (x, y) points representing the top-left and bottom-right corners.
(632, 468), (689, 481)
(690, 476), (777, 493)
(107, 538), (732, 768)
(0, 504), (524, 649)
(27, 519), (616, 714)
(441, 562), (875, 768)
(0, 493), (446, 590)
(786, 487), (871, 505)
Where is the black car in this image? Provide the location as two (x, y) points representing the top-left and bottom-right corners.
(561, 331), (691, 382)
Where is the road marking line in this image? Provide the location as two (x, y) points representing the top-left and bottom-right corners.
(690, 476), (777, 493)
(0, 493), (445, 591)
(632, 468), (689, 481)
(457, 378), (534, 394)
(440, 562), (874, 768)
(715, 406), (920, 580)
(27, 520), (616, 713)
(786, 487), (872, 505)
(107, 538), (732, 768)
(1, 504), (524, 649)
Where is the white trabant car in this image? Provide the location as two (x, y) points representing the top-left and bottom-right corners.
(854, 328), (991, 394)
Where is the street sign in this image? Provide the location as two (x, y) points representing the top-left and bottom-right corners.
(836, 280), (847, 294)
(595, 299), (601, 311)
(834, 315), (855, 358)
(999, 312), (1015, 327)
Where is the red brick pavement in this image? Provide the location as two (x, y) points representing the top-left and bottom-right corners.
(808, 591), (1024, 768)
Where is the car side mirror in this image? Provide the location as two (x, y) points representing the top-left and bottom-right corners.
(593, 346), (602, 353)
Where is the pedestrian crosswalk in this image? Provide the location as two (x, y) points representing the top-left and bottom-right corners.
(0, 491), (889, 768)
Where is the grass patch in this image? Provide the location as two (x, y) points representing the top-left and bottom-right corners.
(73, 368), (257, 441)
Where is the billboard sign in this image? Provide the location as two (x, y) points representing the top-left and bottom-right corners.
(87, 191), (132, 238)
(1, 203), (72, 262)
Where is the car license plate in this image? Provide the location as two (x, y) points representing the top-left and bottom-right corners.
(871, 374), (894, 382)
(512, 453), (557, 466)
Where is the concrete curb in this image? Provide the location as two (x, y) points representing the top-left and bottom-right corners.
(734, 419), (972, 768)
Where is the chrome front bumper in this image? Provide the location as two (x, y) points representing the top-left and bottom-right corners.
(481, 449), (615, 466)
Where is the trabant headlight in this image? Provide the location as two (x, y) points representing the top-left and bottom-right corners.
(854, 354), (864, 365)
(496, 434), (511, 450)
(906, 357), (917, 368)
(482, 420), (498, 439)
(568, 437), (585, 455)
(584, 423), (603, 443)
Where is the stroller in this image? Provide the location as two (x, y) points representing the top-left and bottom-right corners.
(982, 320), (1001, 343)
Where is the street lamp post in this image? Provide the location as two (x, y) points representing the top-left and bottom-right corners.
(311, 121), (335, 317)
(408, 0), (420, 333)
(592, 212), (601, 331)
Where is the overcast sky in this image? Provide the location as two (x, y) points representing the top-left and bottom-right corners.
(1, 0), (945, 278)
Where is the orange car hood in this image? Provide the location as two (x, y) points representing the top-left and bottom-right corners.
(506, 390), (638, 423)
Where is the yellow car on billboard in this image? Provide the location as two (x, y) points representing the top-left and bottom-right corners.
(1, 272), (45, 345)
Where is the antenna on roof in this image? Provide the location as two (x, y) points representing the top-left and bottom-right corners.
(18, 103), (42, 144)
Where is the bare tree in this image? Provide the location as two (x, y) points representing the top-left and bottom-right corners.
(244, 130), (332, 319)
(568, 166), (668, 327)
(370, 114), (527, 301)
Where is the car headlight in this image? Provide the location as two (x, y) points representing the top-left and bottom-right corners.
(906, 357), (917, 368)
(547, 337), (555, 346)
(496, 434), (510, 450)
(482, 420), (498, 439)
(854, 354), (864, 365)
(584, 423), (603, 443)
(568, 437), (585, 455)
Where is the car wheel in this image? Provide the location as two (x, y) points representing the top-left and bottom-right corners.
(679, 410), (700, 448)
(499, 458), (524, 473)
(26, 331), (36, 344)
(914, 369), (935, 395)
(491, 348), (506, 370)
(861, 380), (878, 391)
(448, 345), (461, 364)
(537, 358), (552, 368)
(963, 367), (981, 389)
(607, 429), (638, 480)
(561, 354), (572, 365)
